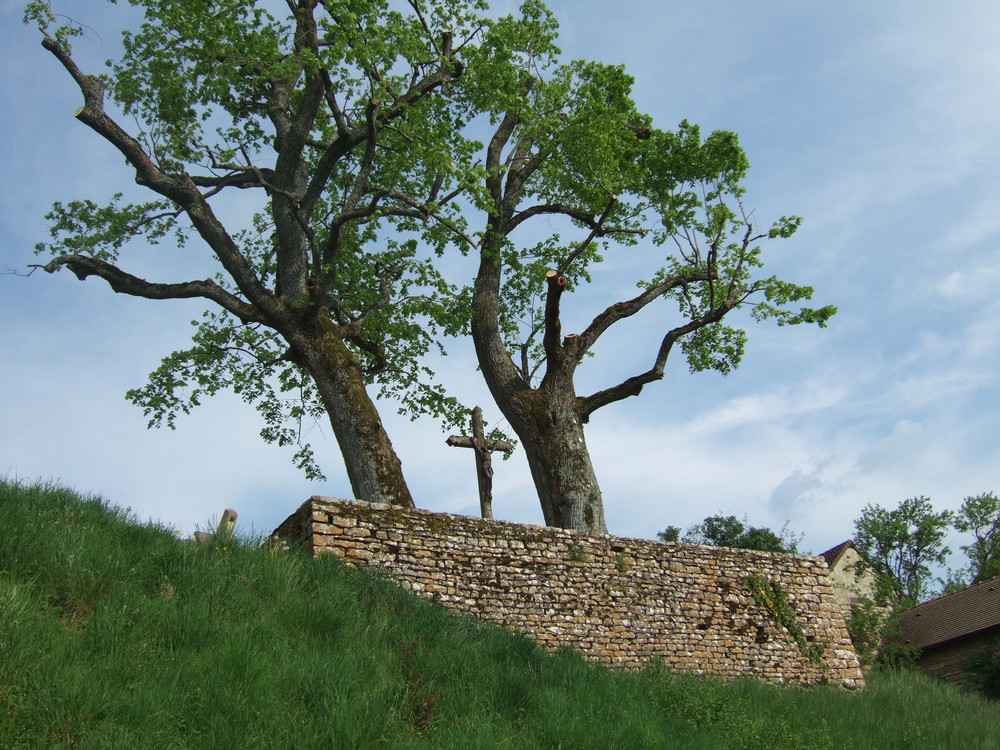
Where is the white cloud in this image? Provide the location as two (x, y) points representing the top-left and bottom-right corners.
(686, 378), (849, 435)
(936, 267), (1000, 304)
(768, 466), (827, 521)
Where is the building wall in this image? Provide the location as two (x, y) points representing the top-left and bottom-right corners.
(827, 547), (879, 609)
(273, 497), (865, 689)
(919, 628), (1000, 686)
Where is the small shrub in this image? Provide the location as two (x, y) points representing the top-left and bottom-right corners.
(846, 596), (889, 668)
(965, 640), (1000, 700)
(743, 573), (824, 663)
(874, 610), (922, 671)
(724, 706), (834, 750)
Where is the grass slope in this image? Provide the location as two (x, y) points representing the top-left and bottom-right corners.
(0, 479), (997, 749)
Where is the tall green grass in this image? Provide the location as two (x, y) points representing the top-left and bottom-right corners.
(1, 478), (998, 748)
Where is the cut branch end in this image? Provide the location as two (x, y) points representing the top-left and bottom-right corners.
(545, 269), (568, 287)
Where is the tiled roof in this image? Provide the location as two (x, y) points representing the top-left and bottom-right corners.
(819, 540), (853, 568)
(897, 574), (1000, 649)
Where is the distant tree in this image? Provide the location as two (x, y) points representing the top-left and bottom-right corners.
(658, 514), (800, 553)
(657, 525), (682, 543)
(852, 496), (953, 605)
(935, 568), (970, 598)
(954, 492), (1000, 584)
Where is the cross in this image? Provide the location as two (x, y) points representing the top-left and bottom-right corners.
(446, 406), (513, 520)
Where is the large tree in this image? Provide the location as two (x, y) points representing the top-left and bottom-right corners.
(28, 0), (834, 530)
(435, 5), (835, 532)
(24, 0), (489, 505)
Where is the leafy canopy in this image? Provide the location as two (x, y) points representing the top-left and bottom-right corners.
(852, 496), (953, 605)
(954, 492), (1000, 584)
(25, 0), (501, 477)
(25, 0), (837, 484)
(454, 42), (836, 387)
(658, 514), (801, 554)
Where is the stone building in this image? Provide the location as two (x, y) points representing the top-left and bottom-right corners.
(819, 540), (881, 618)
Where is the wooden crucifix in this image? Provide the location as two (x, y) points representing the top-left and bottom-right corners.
(446, 406), (513, 520)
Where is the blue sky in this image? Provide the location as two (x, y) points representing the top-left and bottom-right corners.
(2, 1), (998, 570)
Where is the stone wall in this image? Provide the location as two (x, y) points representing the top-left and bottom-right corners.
(273, 497), (864, 689)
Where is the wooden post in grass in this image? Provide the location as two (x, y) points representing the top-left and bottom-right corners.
(446, 407), (513, 520)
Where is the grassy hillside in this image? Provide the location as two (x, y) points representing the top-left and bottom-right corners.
(0, 479), (997, 749)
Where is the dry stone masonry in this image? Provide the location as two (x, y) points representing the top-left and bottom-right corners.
(273, 497), (864, 689)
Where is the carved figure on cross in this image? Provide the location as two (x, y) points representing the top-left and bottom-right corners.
(446, 406), (513, 519)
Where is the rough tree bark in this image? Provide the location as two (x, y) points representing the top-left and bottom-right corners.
(285, 310), (414, 506)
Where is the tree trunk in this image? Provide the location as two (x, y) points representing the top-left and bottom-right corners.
(507, 385), (608, 534)
(292, 315), (415, 508)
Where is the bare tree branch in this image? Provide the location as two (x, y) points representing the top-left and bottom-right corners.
(506, 201), (645, 236)
(189, 169), (275, 191)
(557, 195), (617, 275)
(407, 0), (442, 56)
(344, 97), (381, 212)
(579, 297), (738, 420)
(574, 269), (713, 357)
(40, 33), (274, 312)
(33, 254), (264, 324)
(301, 29), (463, 216)
(319, 69), (350, 136)
(270, 2), (329, 303)
(542, 269), (568, 369)
(517, 321), (544, 382)
(486, 111), (521, 209)
(341, 264), (402, 340)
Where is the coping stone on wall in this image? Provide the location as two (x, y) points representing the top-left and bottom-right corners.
(272, 496), (865, 689)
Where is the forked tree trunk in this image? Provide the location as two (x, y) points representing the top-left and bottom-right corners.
(473, 226), (609, 534)
(292, 317), (415, 508)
